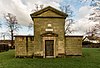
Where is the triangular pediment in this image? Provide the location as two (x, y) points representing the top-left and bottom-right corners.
(30, 6), (68, 18)
(37, 10), (63, 17)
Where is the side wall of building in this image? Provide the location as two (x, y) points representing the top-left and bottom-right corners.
(65, 36), (83, 56)
(27, 37), (34, 57)
(15, 37), (26, 57)
(15, 36), (34, 57)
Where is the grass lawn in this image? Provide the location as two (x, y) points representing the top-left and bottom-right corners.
(0, 48), (100, 68)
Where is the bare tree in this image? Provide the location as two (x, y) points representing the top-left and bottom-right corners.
(4, 13), (21, 48)
(0, 24), (1, 27)
(40, 5), (44, 9)
(0, 19), (2, 34)
(84, 0), (100, 36)
(0, 32), (10, 40)
(31, 4), (44, 12)
(59, 5), (75, 34)
(28, 23), (33, 30)
(89, 0), (100, 22)
(79, 0), (100, 36)
(80, 0), (100, 20)
(86, 22), (100, 36)
(65, 19), (75, 34)
(27, 23), (33, 35)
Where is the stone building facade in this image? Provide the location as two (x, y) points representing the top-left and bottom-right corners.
(14, 6), (83, 58)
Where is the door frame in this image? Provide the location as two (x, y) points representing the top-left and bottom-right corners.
(42, 37), (56, 58)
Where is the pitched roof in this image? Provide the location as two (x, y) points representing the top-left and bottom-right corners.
(83, 36), (99, 40)
(30, 6), (68, 18)
(87, 36), (96, 40)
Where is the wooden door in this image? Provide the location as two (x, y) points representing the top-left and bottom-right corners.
(45, 40), (54, 56)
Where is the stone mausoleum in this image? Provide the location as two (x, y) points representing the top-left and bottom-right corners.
(14, 6), (83, 58)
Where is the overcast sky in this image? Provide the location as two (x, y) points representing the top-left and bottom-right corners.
(0, 0), (98, 39)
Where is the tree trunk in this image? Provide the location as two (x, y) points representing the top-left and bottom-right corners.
(11, 30), (14, 49)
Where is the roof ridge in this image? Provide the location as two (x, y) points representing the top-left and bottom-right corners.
(30, 6), (68, 18)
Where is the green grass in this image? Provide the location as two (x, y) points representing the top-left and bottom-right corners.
(0, 48), (100, 68)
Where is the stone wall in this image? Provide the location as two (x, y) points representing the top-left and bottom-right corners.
(15, 36), (34, 57)
(27, 37), (34, 57)
(65, 36), (83, 56)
